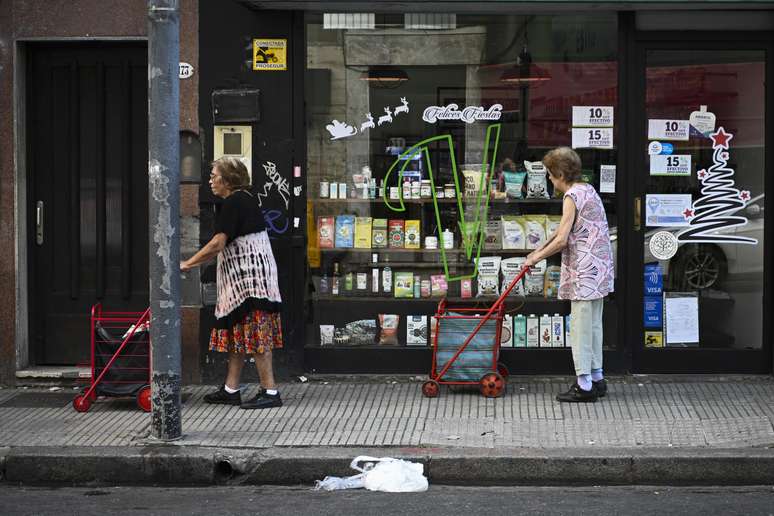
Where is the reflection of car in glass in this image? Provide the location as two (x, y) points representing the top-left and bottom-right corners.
(645, 194), (764, 290)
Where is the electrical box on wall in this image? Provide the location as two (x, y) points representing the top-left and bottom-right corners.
(212, 88), (260, 123)
(213, 125), (252, 180)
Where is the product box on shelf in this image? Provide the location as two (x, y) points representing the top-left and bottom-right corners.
(544, 265), (561, 298)
(484, 220), (502, 250)
(334, 215), (355, 248)
(354, 217), (373, 248)
(372, 218), (388, 248)
(551, 314), (565, 347)
(501, 216), (526, 250)
(513, 314), (527, 347)
(430, 274), (448, 297)
(318, 216), (335, 249)
(501, 314), (513, 348)
(565, 314), (571, 347)
(394, 271), (414, 298)
(405, 220), (421, 249)
(526, 314), (540, 347)
(407, 315), (428, 345)
(460, 278), (473, 298)
(388, 219), (405, 248)
(524, 215), (547, 250)
(539, 314), (553, 347)
(320, 325), (334, 346)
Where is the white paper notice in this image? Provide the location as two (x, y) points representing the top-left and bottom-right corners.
(600, 165), (616, 193)
(665, 295), (699, 344)
(648, 119), (690, 141)
(645, 194), (692, 227)
(572, 106), (614, 127)
(571, 128), (614, 149)
(650, 154), (692, 176)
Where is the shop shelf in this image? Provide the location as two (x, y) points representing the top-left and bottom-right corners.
(312, 294), (566, 304)
(313, 197), (566, 205)
(319, 247), (533, 255)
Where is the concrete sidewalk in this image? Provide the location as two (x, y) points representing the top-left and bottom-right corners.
(1, 377), (774, 485)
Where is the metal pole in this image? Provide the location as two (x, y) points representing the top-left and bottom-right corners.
(148, 0), (181, 441)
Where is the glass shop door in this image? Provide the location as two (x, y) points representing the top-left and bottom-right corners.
(629, 36), (772, 373)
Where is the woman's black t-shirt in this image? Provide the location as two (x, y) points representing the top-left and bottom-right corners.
(214, 190), (266, 242)
(212, 190), (279, 327)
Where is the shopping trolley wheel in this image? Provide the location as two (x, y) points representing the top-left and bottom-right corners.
(497, 362), (510, 379)
(422, 380), (440, 398)
(136, 386), (152, 412)
(73, 395), (91, 413)
(479, 372), (506, 398)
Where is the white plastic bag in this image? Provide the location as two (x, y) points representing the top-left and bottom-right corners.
(314, 456), (428, 493)
(353, 456), (429, 493)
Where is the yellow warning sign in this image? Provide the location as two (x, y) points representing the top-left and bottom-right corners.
(644, 331), (664, 348)
(252, 39), (287, 71)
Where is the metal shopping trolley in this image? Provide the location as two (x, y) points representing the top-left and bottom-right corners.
(73, 303), (151, 413)
(422, 267), (529, 398)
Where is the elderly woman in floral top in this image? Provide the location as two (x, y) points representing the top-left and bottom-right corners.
(524, 147), (614, 402)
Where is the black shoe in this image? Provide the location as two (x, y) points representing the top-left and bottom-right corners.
(556, 383), (598, 403)
(241, 391), (282, 410)
(203, 385), (241, 405)
(593, 379), (607, 398)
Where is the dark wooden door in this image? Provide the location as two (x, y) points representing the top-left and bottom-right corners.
(28, 44), (149, 364)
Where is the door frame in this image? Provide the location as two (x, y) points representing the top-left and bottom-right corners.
(624, 30), (774, 373)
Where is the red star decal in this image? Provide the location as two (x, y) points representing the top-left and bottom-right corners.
(697, 169), (707, 180)
(739, 190), (750, 201)
(683, 208), (694, 219)
(711, 127), (733, 149)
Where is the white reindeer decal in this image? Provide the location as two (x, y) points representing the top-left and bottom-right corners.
(360, 113), (375, 132)
(394, 97), (409, 116)
(377, 107), (393, 126)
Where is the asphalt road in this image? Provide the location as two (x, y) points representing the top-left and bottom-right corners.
(1, 485), (774, 515)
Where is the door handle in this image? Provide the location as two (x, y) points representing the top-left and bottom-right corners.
(633, 196), (641, 232)
(36, 200), (44, 245)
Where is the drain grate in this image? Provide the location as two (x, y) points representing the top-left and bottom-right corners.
(0, 392), (76, 408)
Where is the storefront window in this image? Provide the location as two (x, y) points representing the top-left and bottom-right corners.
(305, 13), (619, 351)
(642, 50), (765, 350)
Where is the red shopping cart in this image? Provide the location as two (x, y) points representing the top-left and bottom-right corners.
(422, 266), (530, 398)
(73, 303), (151, 413)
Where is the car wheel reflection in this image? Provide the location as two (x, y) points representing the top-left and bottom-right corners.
(670, 244), (727, 290)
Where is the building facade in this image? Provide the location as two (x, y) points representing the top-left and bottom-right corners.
(1, 0), (772, 386)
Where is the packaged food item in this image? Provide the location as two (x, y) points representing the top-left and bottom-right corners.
(524, 215), (547, 250)
(388, 219), (405, 248)
(394, 271), (414, 298)
(525, 160), (549, 199)
(334, 215), (355, 248)
(406, 316), (428, 346)
(544, 265), (561, 298)
(501, 216), (526, 250)
(475, 256), (501, 297)
(462, 166), (485, 198)
(354, 217), (373, 248)
(329, 182), (339, 199)
(372, 219), (388, 248)
(539, 315), (552, 347)
(320, 325), (334, 346)
(404, 220), (421, 249)
(460, 278), (473, 298)
(502, 171), (527, 199)
(551, 314), (565, 348)
(420, 278), (431, 298)
(500, 257), (526, 297)
(317, 216), (335, 249)
(413, 274), (421, 298)
(430, 315), (440, 346)
(345, 319), (378, 345)
(513, 315), (527, 348)
(484, 220), (502, 250)
(501, 314), (513, 348)
(526, 314), (540, 347)
(525, 259), (547, 296)
(378, 314), (400, 345)
(356, 272), (368, 292)
(431, 274), (448, 297)
(545, 215), (561, 239)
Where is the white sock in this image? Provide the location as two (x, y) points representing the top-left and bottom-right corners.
(591, 369), (604, 382)
(577, 375), (593, 391)
(265, 389), (278, 396)
(224, 384), (239, 394)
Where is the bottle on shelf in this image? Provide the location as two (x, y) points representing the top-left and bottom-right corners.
(371, 253), (379, 295)
(382, 258), (392, 296)
(331, 262), (341, 296)
(441, 228), (455, 250)
(319, 267), (330, 295)
(344, 267), (354, 293)
(402, 177), (411, 200)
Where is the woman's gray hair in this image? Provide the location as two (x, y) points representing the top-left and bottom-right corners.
(212, 157), (251, 191)
(543, 147), (582, 183)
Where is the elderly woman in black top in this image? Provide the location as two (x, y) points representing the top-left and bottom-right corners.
(181, 157), (283, 409)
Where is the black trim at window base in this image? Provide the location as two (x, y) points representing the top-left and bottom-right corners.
(636, 350), (771, 375)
